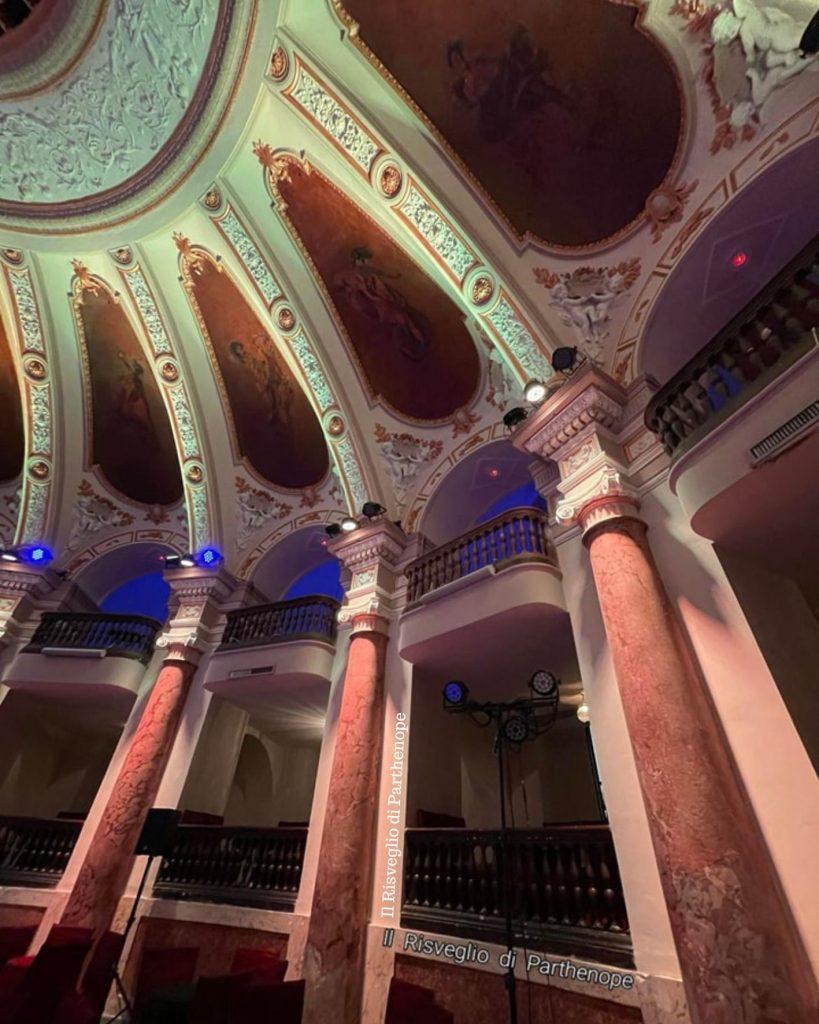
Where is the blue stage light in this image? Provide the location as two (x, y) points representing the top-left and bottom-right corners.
(197, 547), (222, 567)
(21, 545), (53, 565)
(443, 680), (468, 708)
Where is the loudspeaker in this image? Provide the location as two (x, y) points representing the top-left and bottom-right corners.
(134, 808), (182, 857)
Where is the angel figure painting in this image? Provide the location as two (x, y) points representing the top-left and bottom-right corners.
(75, 284), (182, 506)
(276, 160), (480, 421)
(183, 255), (329, 489)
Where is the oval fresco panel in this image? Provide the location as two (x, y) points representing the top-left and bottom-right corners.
(341, 0), (682, 247)
(74, 283), (182, 505)
(0, 313), (23, 483)
(277, 161), (481, 420)
(183, 257), (329, 489)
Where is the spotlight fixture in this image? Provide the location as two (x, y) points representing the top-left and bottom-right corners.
(196, 547), (222, 567)
(524, 379), (548, 405)
(325, 523), (342, 538)
(576, 700), (591, 724)
(361, 501), (386, 520)
(501, 712), (531, 745)
(21, 545), (53, 565)
(530, 669), (559, 698)
(801, 9), (819, 54)
(163, 554), (182, 568)
(179, 555), (196, 568)
(442, 679), (469, 710)
(502, 406), (528, 430)
(551, 346), (579, 374)
(340, 516), (358, 533)
(0, 549), (20, 562)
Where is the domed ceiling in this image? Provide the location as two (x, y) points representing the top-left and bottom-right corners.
(0, 0), (814, 578)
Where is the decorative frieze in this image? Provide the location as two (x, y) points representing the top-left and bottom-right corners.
(68, 480), (136, 550)
(486, 293), (552, 383)
(216, 206), (283, 307)
(374, 423), (442, 513)
(235, 476), (292, 550)
(397, 182), (477, 284)
(290, 327), (336, 412)
(285, 61), (380, 175)
(334, 434), (367, 509)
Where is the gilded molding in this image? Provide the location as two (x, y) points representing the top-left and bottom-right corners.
(5, 266), (54, 543)
(214, 204), (283, 307)
(119, 262), (212, 550)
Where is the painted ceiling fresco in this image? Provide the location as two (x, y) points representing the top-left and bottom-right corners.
(73, 275), (182, 506)
(181, 252), (329, 489)
(276, 160), (481, 420)
(0, 313), (23, 483)
(341, 0), (682, 247)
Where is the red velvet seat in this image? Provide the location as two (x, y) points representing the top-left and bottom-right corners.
(230, 947), (288, 982)
(385, 977), (436, 1023)
(132, 944), (199, 1022)
(0, 925), (93, 1024)
(227, 978), (305, 1023)
(0, 927), (36, 969)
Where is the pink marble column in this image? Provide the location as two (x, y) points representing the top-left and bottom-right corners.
(61, 652), (197, 936)
(582, 498), (818, 1023)
(302, 613), (388, 1024)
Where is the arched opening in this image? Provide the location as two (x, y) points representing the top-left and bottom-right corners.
(72, 541), (176, 623)
(250, 526), (343, 602)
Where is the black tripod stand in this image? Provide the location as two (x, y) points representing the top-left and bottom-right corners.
(109, 808), (182, 1022)
(442, 671), (560, 1024)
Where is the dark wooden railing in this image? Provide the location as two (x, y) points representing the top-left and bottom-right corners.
(0, 816), (81, 888)
(219, 595), (339, 650)
(402, 826), (632, 967)
(405, 508), (553, 603)
(646, 237), (819, 458)
(23, 612), (162, 665)
(154, 826), (308, 911)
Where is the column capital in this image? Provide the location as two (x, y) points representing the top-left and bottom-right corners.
(154, 632), (206, 668)
(513, 365), (660, 537)
(327, 519), (408, 573)
(331, 520), (410, 627)
(348, 612), (390, 638)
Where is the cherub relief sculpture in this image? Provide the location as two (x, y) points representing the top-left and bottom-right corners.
(334, 247), (430, 362)
(712, 0), (818, 128)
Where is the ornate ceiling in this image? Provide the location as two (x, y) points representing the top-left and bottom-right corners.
(0, 0), (815, 589)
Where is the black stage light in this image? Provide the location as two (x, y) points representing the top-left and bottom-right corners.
(442, 680), (469, 709)
(801, 10), (819, 54)
(551, 346), (579, 373)
(502, 406), (528, 429)
(325, 523), (342, 538)
(163, 554), (182, 568)
(362, 501), (386, 519)
(501, 712), (530, 745)
(530, 669), (559, 698)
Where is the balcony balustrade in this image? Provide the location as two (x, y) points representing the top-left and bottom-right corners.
(646, 237), (819, 458)
(153, 825), (307, 911)
(402, 825), (632, 967)
(0, 816), (82, 888)
(23, 612), (162, 665)
(405, 508), (554, 604)
(218, 595), (339, 651)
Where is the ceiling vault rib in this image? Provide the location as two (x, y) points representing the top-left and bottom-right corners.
(112, 248), (218, 554)
(198, 179), (377, 515)
(0, 254), (56, 548)
(265, 43), (554, 389)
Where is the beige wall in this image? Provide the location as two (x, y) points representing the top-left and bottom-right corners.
(180, 696), (248, 818)
(0, 692), (118, 818)
(717, 548), (819, 771)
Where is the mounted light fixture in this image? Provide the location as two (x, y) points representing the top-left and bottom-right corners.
(502, 406), (528, 430)
(21, 545), (53, 565)
(530, 669), (559, 698)
(0, 549), (20, 562)
(163, 554), (182, 568)
(442, 680), (469, 710)
(179, 555), (196, 568)
(340, 516), (358, 533)
(361, 501), (386, 520)
(524, 380), (547, 404)
(325, 523), (342, 538)
(196, 547), (222, 567)
(551, 346), (579, 374)
(576, 700), (591, 724)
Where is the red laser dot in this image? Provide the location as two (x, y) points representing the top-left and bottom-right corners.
(488, 467), (500, 479)
(730, 250), (748, 269)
